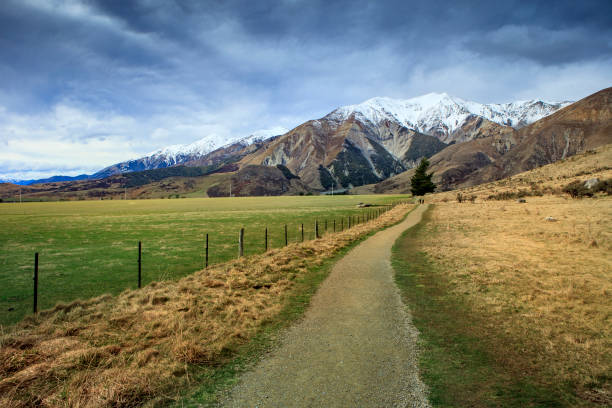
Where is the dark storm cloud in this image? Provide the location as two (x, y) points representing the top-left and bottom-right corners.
(2, 0), (610, 110)
(0, 0), (611, 179)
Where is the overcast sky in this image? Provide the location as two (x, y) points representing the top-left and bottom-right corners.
(1, 0), (611, 180)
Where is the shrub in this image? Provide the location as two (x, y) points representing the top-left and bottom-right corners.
(487, 189), (531, 201)
(277, 164), (299, 180)
(593, 179), (612, 195)
(563, 181), (593, 198)
(456, 192), (464, 203)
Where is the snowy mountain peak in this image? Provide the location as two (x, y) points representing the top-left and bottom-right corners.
(145, 126), (289, 166)
(228, 126), (289, 148)
(328, 93), (572, 137)
(149, 135), (219, 159)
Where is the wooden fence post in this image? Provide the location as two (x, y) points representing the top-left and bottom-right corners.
(33, 252), (38, 314)
(265, 227), (268, 252)
(333, 219), (336, 232)
(324, 219), (327, 232)
(341, 218), (344, 231)
(301, 223), (304, 242)
(284, 224), (288, 246)
(205, 233), (209, 268)
(315, 220), (319, 239)
(239, 228), (244, 257)
(138, 241), (142, 289)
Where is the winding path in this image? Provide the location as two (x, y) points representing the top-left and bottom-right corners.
(222, 205), (430, 407)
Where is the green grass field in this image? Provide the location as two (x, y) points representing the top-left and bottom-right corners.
(0, 194), (406, 326)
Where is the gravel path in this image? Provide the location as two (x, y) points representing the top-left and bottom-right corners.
(222, 205), (431, 408)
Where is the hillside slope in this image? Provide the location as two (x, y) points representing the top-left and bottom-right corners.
(240, 93), (565, 190)
(375, 88), (612, 193)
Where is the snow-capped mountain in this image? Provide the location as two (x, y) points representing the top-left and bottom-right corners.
(251, 93), (573, 190)
(92, 127), (289, 179)
(141, 126), (290, 168)
(144, 135), (220, 168)
(1, 93), (571, 186)
(328, 93), (572, 143)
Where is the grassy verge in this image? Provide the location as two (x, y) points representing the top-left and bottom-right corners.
(392, 206), (581, 407)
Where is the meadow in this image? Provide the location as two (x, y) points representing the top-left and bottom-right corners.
(0, 194), (404, 326)
(394, 195), (611, 406)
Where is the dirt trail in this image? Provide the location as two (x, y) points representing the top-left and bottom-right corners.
(222, 205), (430, 408)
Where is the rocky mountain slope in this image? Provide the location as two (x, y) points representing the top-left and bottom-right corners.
(330, 93), (570, 143)
(238, 93), (569, 190)
(375, 87), (612, 192)
(1, 92), (577, 195)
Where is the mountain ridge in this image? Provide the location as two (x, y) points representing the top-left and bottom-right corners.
(3, 93), (571, 186)
(236, 93), (570, 190)
(374, 87), (612, 193)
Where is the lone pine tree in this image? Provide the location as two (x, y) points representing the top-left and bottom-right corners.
(410, 157), (436, 196)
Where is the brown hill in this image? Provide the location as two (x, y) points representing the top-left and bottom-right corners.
(239, 114), (454, 190)
(375, 87), (612, 193)
(467, 87), (612, 187)
(206, 165), (311, 197)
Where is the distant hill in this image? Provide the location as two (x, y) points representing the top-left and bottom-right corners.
(1, 174), (91, 186)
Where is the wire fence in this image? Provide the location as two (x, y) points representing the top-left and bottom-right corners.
(2, 200), (412, 325)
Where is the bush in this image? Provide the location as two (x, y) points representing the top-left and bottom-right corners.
(564, 178), (612, 198)
(456, 192), (463, 203)
(593, 179), (612, 195)
(563, 181), (592, 198)
(277, 164), (299, 180)
(487, 189), (530, 201)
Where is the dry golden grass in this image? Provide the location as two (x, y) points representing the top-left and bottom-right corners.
(429, 143), (612, 203)
(416, 193), (611, 402)
(0, 204), (411, 407)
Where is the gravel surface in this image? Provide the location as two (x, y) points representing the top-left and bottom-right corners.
(222, 205), (431, 408)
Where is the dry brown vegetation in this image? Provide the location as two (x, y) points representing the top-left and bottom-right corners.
(0, 205), (411, 407)
(412, 147), (612, 403)
(430, 143), (612, 203)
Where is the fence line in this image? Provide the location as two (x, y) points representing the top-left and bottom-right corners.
(25, 201), (408, 316)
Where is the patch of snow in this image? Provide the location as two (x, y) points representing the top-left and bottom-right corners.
(228, 126), (289, 147)
(328, 93), (572, 135)
(143, 126), (289, 166)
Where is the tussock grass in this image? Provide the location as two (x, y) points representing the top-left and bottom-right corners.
(403, 191), (611, 403)
(432, 144), (612, 203)
(0, 204), (411, 407)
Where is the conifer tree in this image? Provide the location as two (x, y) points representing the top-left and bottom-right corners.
(410, 157), (436, 196)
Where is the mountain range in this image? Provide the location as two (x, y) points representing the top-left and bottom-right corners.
(4, 94), (569, 186)
(2, 88), (610, 200)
